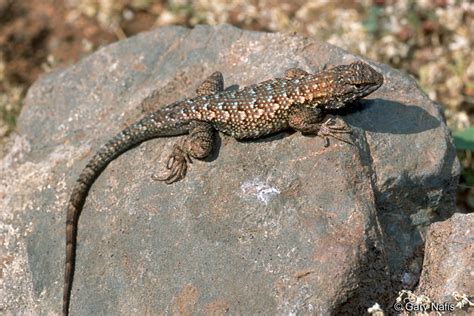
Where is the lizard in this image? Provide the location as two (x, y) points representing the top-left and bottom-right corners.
(62, 60), (384, 315)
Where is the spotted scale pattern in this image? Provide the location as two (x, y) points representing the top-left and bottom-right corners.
(164, 61), (383, 139)
(63, 61), (384, 316)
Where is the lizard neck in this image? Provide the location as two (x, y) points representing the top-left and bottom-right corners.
(288, 72), (338, 108)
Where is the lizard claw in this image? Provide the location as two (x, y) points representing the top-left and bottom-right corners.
(318, 118), (353, 147)
(152, 144), (191, 184)
(321, 117), (352, 131)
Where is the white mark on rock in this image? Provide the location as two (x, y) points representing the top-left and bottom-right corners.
(240, 178), (280, 205)
(109, 61), (119, 71)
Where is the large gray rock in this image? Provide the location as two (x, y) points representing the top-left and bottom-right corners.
(0, 25), (459, 314)
(416, 213), (473, 304)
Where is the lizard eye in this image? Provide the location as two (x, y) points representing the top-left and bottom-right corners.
(353, 83), (364, 89)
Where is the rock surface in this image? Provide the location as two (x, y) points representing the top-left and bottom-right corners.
(416, 213), (473, 304)
(0, 25), (459, 314)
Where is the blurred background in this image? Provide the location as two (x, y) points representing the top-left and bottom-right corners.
(0, 0), (472, 209)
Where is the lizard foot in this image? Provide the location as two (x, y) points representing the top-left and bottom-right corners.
(152, 144), (192, 184)
(317, 117), (353, 147)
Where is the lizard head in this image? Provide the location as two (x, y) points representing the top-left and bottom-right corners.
(323, 61), (384, 110)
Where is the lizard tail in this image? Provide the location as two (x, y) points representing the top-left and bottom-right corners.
(63, 112), (181, 315)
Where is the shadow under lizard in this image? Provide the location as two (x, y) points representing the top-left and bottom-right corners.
(63, 61), (384, 315)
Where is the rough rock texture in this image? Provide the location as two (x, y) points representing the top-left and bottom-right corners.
(1, 25), (459, 314)
(416, 213), (473, 303)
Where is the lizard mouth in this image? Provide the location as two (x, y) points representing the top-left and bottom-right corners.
(357, 77), (383, 97)
(323, 80), (383, 110)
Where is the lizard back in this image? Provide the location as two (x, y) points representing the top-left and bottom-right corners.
(178, 68), (362, 139)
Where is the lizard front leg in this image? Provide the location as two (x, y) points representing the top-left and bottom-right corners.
(284, 67), (310, 79)
(153, 72), (224, 184)
(195, 71), (224, 96)
(288, 105), (353, 147)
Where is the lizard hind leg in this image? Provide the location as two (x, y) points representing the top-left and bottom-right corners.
(153, 71), (223, 184)
(153, 122), (215, 184)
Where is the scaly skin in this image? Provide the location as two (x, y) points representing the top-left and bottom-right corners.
(63, 61), (383, 315)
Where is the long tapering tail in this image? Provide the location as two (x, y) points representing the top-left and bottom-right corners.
(63, 111), (185, 315)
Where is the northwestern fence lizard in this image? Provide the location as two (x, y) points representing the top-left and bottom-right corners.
(63, 61), (383, 315)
